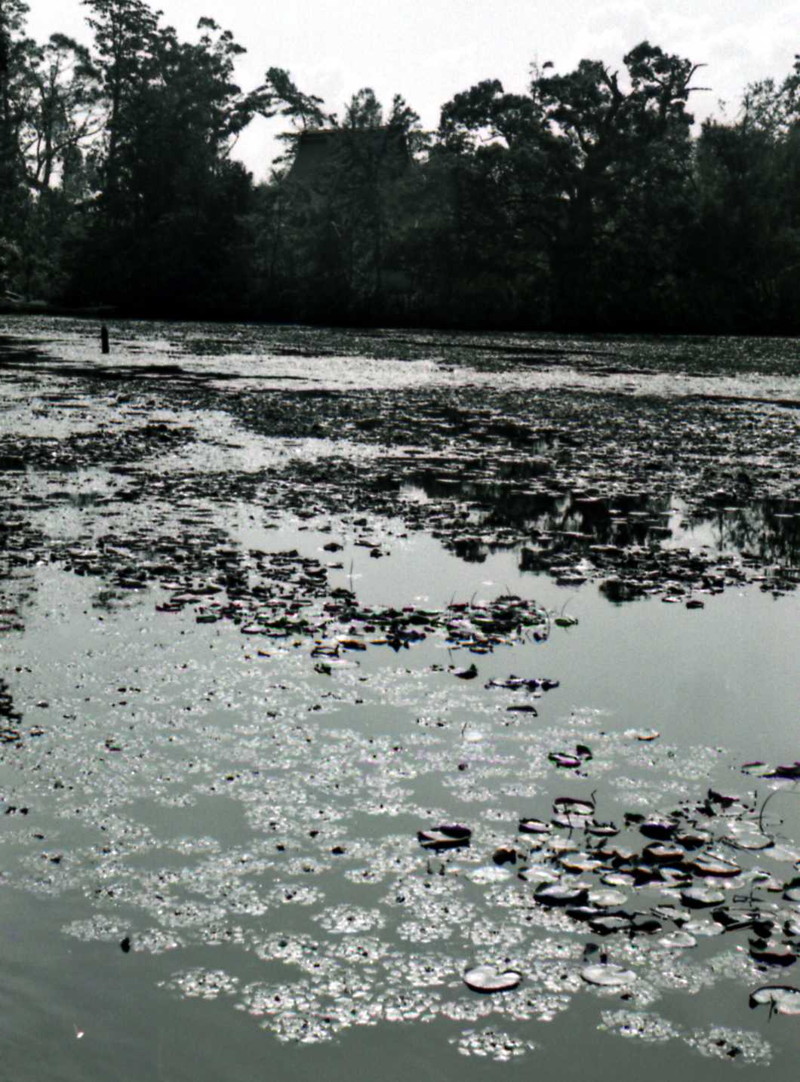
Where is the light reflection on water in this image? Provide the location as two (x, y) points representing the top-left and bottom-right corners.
(1, 545), (799, 1081)
(2, 317), (800, 1081)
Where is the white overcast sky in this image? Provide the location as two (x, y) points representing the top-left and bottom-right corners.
(26, 0), (800, 180)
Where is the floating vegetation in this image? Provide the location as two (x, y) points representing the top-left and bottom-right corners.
(688, 1025), (773, 1065)
(749, 985), (800, 1016)
(451, 1026), (537, 1061)
(581, 963), (637, 988)
(160, 968), (239, 1000)
(599, 1009), (681, 1043)
(463, 965), (523, 994)
(599, 1011), (773, 1065)
(417, 824), (472, 850)
(0, 676), (25, 745)
(3, 321), (800, 1077)
(313, 906), (386, 935)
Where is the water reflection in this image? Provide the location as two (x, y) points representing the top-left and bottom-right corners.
(404, 471), (800, 567)
(681, 497), (800, 565)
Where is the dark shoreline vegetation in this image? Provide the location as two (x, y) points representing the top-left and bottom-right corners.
(6, 1), (800, 333)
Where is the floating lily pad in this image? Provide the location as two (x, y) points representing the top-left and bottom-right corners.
(589, 915), (632, 935)
(463, 965), (523, 993)
(627, 729), (660, 742)
(642, 842), (686, 865)
(534, 883), (590, 908)
(690, 855), (742, 878)
(639, 817), (676, 840)
(681, 886), (726, 908)
(585, 820), (619, 837)
(749, 984), (800, 1015)
(741, 762), (774, 777)
(581, 963), (636, 987)
(587, 888), (627, 909)
(417, 824), (472, 850)
(659, 931), (698, 949)
(518, 818), (550, 835)
(553, 796), (594, 817)
(749, 941), (797, 967)
(469, 865), (513, 885)
(549, 752), (582, 769)
(722, 821), (773, 851)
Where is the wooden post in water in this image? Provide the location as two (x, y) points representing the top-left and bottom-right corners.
(101, 324), (110, 354)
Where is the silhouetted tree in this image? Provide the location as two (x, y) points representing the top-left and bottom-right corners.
(253, 81), (420, 321)
(530, 42), (702, 326)
(0, 0), (33, 289)
(69, 2), (266, 311)
(11, 1), (800, 332)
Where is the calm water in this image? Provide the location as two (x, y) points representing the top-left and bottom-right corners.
(1, 317), (800, 1081)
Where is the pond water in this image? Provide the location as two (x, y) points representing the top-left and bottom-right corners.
(1, 316), (800, 1081)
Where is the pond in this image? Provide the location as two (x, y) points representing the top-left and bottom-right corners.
(1, 316), (800, 1081)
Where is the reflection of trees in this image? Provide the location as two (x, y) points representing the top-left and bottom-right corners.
(411, 468), (672, 542)
(411, 466), (800, 564)
(0, 564), (34, 635)
(687, 500), (800, 563)
(482, 488), (672, 548)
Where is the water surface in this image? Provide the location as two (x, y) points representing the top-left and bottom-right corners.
(1, 317), (800, 1080)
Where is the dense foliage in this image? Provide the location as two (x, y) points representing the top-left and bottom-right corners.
(3, 0), (800, 331)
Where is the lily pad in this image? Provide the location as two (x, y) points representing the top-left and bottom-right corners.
(518, 817), (550, 835)
(722, 821), (773, 851)
(549, 752), (582, 769)
(534, 883), (589, 908)
(749, 941), (797, 967)
(749, 984), (800, 1015)
(417, 824), (472, 850)
(553, 796), (594, 817)
(659, 931), (698, 949)
(690, 855), (742, 878)
(581, 963), (636, 988)
(639, 817), (676, 841)
(589, 915), (632, 936)
(587, 888), (627, 909)
(681, 886), (726, 909)
(463, 965), (523, 994)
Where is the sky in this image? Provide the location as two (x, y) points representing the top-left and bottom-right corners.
(26, 0), (800, 180)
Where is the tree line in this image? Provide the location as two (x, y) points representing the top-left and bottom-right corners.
(3, 0), (800, 333)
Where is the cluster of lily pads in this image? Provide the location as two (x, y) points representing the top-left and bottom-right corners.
(0, 566), (793, 1065)
(3, 321), (800, 622)
(220, 373), (800, 599)
(156, 564), (550, 654)
(418, 779), (800, 1014)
